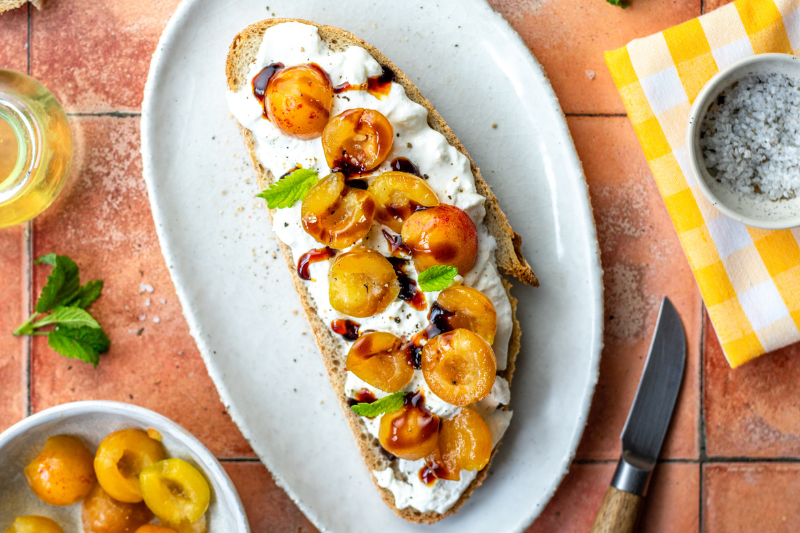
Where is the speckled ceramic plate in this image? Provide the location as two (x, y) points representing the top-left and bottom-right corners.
(141, 1), (603, 532)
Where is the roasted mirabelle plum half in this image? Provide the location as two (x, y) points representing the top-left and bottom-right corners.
(329, 249), (400, 318)
(421, 328), (496, 406)
(322, 108), (393, 174)
(95, 429), (166, 503)
(401, 205), (478, 275)
(160, 515), (206, 533)
(24, 434), (95, 506)
(4, 516), (64, 533)
(82, 484), (154, 533)
(436, 286), (497, 344)
(265, 64), (333, 139)
(139, 458), (210, 526)
(346, 332), (414, 392)
(379, 394), (440, 460)
(368, 171), (439, 232)
(301, 172), (375, 249)
(435, 407), (493, 481)
(135, 527), (178, 533)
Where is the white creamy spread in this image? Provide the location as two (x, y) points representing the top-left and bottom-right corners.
(227, 21), (514, 514)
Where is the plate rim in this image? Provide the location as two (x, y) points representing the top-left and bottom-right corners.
(140, 0), (603, 530)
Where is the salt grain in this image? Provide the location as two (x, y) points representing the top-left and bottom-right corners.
(139, 314), (146, 321)
(701, 73), (800, 200)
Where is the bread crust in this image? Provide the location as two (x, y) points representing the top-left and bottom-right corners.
(0, 0), (40, 13)
(226, 19), (534, 524)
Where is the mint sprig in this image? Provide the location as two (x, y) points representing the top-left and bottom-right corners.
(256, 168), (318, 209)
(606, 0), (628, 7)
(14, 254), (109, 367)
(417, 265), (458, 292)
(350, 391), (405, 418)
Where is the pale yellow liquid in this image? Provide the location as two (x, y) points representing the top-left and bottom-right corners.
(0, 117), (18, 180)
(0, 69), (72, 228)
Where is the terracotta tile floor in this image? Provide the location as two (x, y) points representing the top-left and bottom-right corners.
(0, 0), (796, 531)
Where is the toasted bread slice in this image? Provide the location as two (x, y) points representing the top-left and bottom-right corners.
(226, 19), (537, 524)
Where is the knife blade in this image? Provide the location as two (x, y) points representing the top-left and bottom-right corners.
(590, 296), (686, 533)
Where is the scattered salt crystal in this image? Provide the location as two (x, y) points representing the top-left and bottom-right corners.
(153, 316), (161, 324)
(139, 314), (146, 321)
(586, 70), (596, 80)
(128, 329), (139, 334)
(145, 298), (151, 307)
(140, 283), (154, 293)
(159, 298), (166, 305)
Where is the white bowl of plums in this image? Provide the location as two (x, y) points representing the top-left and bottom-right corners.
(0, 401), (249, 533)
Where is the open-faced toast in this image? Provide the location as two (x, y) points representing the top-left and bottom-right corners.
(226, 19), (537, 524)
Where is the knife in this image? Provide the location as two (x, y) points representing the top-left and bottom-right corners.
(589, 296), (686, 533)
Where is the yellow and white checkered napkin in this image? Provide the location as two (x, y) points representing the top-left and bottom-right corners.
(605, 0), (800, 368)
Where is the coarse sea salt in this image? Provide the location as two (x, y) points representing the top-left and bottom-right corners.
(700, 73), (800, 201)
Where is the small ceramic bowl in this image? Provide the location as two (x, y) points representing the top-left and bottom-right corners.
(686, 53), (800, 229)
(0, 401), (250, 533)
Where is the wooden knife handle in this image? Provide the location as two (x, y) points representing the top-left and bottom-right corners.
(589, 486), (643, 533)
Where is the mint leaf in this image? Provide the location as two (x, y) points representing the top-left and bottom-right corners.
(256, 168), (318, 209)
(33, 306), (100, 330)
(606, 0), (628, 7)
(70, 280), (103, 309)
(34, 253), (57, 266)
(417, 265), (458, 292)
(350, 391), (405, 418)
(48, 326), (110, 367)
(35, 255), (80, 313)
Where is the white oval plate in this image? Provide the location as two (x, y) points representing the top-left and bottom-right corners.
(141, 1), (603, 532)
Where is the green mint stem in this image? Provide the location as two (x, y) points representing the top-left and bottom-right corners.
(12, 314), (38, 336)
(31, 315), (54, 329)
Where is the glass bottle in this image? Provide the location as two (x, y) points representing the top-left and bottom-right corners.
(0, 69), (72, 228)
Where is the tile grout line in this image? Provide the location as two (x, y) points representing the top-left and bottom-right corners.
(67, 112), (142, 118)
(572, 458), (700, 465)
(699, 303), (708, 533)
(705, 456), (800, 463)
(23, 223), (31, 419)
(26, 3), (30, 74)
(24, 2), (32, 420)
(217, 457), (263, 463)
(573, 456), (800, 464)
(565, 113), (627, 118)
